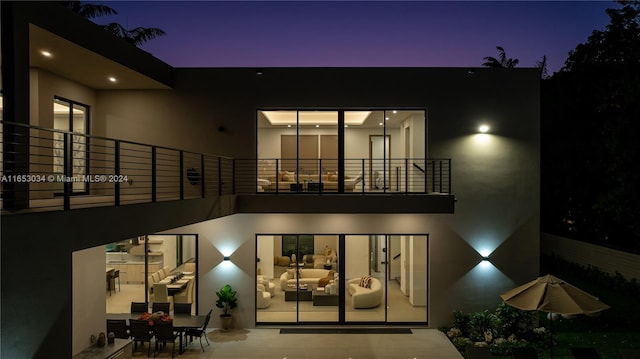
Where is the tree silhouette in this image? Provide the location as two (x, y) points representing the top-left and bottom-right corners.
(536, 55), (549, 79)
(542, 0), (640, 253)
(59, 1), (166, 46)
(482, 46), (520, 68)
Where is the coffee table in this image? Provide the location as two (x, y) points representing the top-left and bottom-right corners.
(284, 288), (312, 301)
(312, 290), (338, 306)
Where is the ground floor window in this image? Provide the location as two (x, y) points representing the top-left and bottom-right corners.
(256, 234), (428, 324)
(106, 234), (198, 315)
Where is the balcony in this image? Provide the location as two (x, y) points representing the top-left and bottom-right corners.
(1, 121), (454, 214)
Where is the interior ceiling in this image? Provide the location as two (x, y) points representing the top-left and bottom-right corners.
(29, 24), (170, 90)
(258, 110), (423, 129)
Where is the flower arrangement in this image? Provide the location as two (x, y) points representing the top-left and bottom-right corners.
(137, 312), (172, 326)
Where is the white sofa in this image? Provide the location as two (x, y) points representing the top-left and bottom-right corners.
(302, 247), (338, 269)
(348, 277), (383, 309)
(279, 268), (331, 290)
(257, 275), (275, 297)
(257, 284), (271, 309)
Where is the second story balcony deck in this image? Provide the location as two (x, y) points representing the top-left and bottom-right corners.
(1, 121), (455, 215)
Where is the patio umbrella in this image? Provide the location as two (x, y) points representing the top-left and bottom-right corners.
(500, 274), (610, 358)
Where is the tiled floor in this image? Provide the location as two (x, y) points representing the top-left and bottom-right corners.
(132, 327), (463, 358)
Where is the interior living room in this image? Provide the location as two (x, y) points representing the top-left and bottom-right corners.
(1, 2), (540, 357)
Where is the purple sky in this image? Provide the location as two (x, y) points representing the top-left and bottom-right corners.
(94, 1), (616, 74)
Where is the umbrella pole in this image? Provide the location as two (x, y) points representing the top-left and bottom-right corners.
(549, 314), (553, 359)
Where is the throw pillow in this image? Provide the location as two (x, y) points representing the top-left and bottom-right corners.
(287, 269), (296, 279)
(359, 275), (371, 288)
(318, 276), (331, 287)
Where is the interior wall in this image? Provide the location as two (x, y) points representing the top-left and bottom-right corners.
(314, 235), (338, 254)
(344, 235), (369, 279)
(257, 236), (275, 278)
(30, 68), (97, 128)
(72, 245), (106, 355)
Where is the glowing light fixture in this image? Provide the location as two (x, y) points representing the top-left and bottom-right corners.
(40, 50), (52, 58)
(478, 124), (490, 133)
(315, 124), (319, 128)
(392, 110), (397, 114)
(379, 122), (383, 126)
(108, 76), (118, 83)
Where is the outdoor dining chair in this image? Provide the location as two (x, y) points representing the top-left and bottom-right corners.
(185, 309), (212, 352)
(129, 319), (154, 357)
(152, 302), (171, 314)
(173, 302), (192, 315)
(153, 320), (179, 358)
(131, 301), (149, 314)
(106, 319), (129, 339)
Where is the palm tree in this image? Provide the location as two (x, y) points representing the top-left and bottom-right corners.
(536, 55), (549, 79)
(59, 1), (166, 46)
(482, 46), (520, 68)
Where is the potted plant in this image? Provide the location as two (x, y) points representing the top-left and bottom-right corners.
(215, 284), (238, 331)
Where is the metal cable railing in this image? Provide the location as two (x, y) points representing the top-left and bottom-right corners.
(1, 121), (451, 213)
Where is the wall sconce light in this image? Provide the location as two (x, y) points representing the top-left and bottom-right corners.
(478, 124), (490, 133)
(223, 256), (230, 261)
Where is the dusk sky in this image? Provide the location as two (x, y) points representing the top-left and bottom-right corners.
(94, 1), (617, 74)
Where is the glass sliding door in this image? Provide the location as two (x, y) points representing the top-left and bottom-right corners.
(53, 97), (89, 194)
(256, 233), (427, 325)
(344, 235), (385, 322)
(256, 234), (340, 324)
(386, 235), (428, 323)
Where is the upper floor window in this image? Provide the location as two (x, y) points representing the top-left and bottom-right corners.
(257, 109), (426, 193)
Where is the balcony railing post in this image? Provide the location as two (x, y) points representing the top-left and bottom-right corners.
(179, 151), (184, 200)
(361, 159), (365, 194)
(431, 160), (436, 193)
(114, 140), (120, 206)
(151, 146), (157, 202)
(63, 132), (72, 210)
(275, 159), (279, 194)
(318, 158), (322, 193)
(448, 159), (452, 193)
(232, 159), (236, 195)
(218, 157), (222, 196)
(200, 154), (205, 198)
(405, 158), (409, 193)
(439, 160), (443, 193)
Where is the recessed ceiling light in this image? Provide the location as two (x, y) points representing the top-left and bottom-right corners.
(385, 117), (389, 121)
(478, 124), (490, 133)
(40, 50), (52, 58)
(392, 110), (397, 114)
(344, 124), (349, 128)
(108, 76), (117, 83)
(315, 124), (319, 128)
(379, 122), (383, 126)
(287, 125), (291, 128)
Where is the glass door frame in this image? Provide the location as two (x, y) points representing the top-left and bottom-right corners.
(255, 233), (429, 326)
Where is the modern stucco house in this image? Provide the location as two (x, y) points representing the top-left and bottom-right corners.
(1, 2), (540, 358)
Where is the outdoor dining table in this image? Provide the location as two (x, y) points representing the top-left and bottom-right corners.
(106, 312), (207, 354)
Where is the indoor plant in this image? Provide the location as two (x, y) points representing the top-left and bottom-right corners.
(215, 284), (238, 331)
